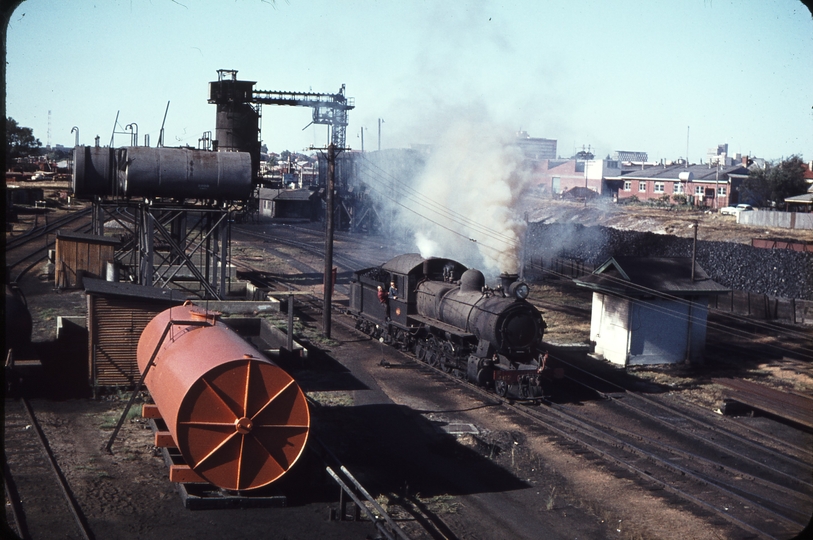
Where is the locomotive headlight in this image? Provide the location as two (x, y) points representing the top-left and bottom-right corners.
(509, 281), (530, 300)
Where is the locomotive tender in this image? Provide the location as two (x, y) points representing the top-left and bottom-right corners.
(349, 254), (553, 399)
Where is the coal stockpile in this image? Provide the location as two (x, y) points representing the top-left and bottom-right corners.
(527, 223), (813, 300)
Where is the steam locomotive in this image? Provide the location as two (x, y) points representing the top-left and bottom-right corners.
(349, 254), (556, 399)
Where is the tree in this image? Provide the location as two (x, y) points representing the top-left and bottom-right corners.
(6, 117), (42, 162)
(739, 155), (808, 207)
(672, 193), (688, 206)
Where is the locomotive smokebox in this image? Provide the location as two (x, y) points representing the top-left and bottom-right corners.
(499, 273), (519, 290)
(137, 305), (310, 491)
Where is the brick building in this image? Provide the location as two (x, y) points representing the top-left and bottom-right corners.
(606, 162), (750, 209)
(531, 158), (622, 197)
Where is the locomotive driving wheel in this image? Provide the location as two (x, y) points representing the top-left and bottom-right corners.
(441, 342), (455, 373)
(416, 340), (427, 362)
(495, 379), (508, 397)
(426, 336), (440, 367)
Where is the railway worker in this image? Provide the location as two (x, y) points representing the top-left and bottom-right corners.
(377, 285), (390, 320)
(388, 281), (398, 300)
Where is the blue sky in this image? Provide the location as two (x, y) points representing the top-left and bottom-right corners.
(7, 0), (813, 162)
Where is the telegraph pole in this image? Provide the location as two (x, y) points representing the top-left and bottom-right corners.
(323, 143), (337, 339)
(690, 220), (698, 281)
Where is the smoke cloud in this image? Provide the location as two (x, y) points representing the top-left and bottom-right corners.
(400, 119), (535, 277)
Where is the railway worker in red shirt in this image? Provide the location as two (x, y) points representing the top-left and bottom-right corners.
(377, 285), (390, 320)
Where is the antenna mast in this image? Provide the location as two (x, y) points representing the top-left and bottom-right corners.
(686, 126), (690, 167)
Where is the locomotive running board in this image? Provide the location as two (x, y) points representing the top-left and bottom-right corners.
(409, 314), (475, 339)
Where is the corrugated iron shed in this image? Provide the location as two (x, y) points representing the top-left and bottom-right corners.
(84, 278), (188, 388)
(271, 188), (320, 220)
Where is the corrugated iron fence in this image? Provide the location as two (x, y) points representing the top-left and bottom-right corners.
(525, 256), (813, 325)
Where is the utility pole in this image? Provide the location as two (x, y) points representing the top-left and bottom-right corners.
(686, 126), (690, 168)
(323, 143), (338, 339)
(378, 118), (384, 151)
(690, 220), (698, 281)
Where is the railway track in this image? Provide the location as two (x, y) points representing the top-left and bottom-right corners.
(233, 224), (377, 275)
(3, 398), (95, 540)
(317, 306), (810, 540)
(235, 231), (811, 538)
(6, 207), (93, 281)
(550, 359), (812, 535)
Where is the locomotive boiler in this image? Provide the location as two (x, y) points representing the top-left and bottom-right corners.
(137, 304), (310, 491)
(349, 254), (551, 399)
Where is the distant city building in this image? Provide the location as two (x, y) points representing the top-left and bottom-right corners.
(707, 143), (741, 167)
(515, 131), (557, 161)
(614, 150), (648, 163)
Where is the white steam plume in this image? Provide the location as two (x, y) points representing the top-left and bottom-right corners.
(407, 120), (534, 277)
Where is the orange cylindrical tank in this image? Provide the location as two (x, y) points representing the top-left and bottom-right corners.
(137, 305), (309, 491)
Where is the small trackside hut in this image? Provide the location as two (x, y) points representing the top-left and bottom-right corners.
(349, 254), (554, 400)
(574, 256), (729, 366)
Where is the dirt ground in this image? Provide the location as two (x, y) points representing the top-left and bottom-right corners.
(6, 191), (813, 540)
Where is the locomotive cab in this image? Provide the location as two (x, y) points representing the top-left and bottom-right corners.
(349, 254), (467, 329)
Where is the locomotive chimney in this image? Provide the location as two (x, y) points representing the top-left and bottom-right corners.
(500, 273), (518, 290)
(423, 260), (430, 277)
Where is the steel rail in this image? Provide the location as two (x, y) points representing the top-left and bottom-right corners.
(550, 400), (813, 505)
(333, 313), (800, 539)
(20, 397), (95, 540)
(2, 453), (29, 540)
(666, 391), (813, 458)
(232, 225), (372, 276)
(554, 355), (813, 475)
(326, 307), (779, 537)
(423, 354), (798, 538)
(326, 467), (398, 540)
(6, 207), (92, 251)
(340, 465), (413, 540)
(245, 239), (810, 539)
(8, 222), (95, 282)
(512, 394), (800, 538)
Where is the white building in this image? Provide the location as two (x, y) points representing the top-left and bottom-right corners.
(575, 257), (728, 366)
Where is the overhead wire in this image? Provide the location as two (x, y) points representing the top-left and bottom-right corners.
(355, 156), (519, 246)
(356, 155), (499, 234)
(536, 260), (813, 348)
(533, 265), (813, 359)
(351, 153), (813, 358)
